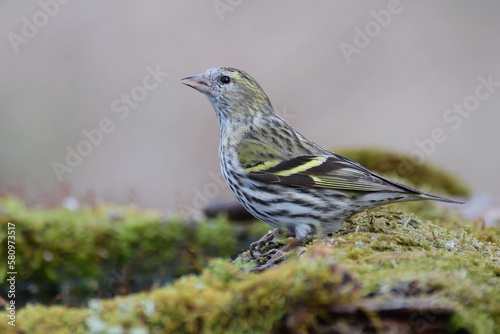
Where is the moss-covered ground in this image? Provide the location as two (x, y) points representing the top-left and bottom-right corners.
(1, 148), (498, 333)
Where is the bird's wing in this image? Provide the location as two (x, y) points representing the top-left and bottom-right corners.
(236, 138), (463, 203)
(237, 138), (403, 192)
(242, 150), (415, 193)
(236, 134), (428, 194)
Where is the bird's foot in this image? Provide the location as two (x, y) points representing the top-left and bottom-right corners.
(249, 237), (300, 273)
(249, 228), (281, 254)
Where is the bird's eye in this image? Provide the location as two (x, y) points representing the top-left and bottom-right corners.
(220, 76), (231, 84)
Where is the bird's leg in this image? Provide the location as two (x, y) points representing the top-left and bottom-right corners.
(249, 228), (281, 253)
(265, 236), (299, 261)
(279, 236), (299, 252)
(249, 237), (300, 272)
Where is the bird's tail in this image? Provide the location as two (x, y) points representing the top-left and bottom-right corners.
(418, 192), (464, 204)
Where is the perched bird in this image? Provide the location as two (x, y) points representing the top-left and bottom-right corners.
(181, 67), (462, 248)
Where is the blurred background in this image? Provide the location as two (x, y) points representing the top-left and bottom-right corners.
(1, 1), (499, 222)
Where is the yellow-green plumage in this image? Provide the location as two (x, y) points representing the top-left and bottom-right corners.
(181, 67), (462, 243)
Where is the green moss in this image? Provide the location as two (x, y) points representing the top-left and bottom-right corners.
(12, 257), (360, 334)
(235, 204), (499, 333)
(0, 197), (266, 307)
(3, 305), (91, 334)
(195, 216), (239, 256)
(5, 201), (499, 333)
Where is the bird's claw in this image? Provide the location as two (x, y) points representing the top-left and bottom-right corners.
(249, 228), (280, 255)
(249, 237), (300, 272)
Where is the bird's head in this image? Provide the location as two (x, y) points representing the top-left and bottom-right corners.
(181, 67), (274, 123)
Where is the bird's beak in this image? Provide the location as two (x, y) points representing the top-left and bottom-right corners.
(181, 73), (212, 94)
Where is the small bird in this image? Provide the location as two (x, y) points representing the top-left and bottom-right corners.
(181, 67), (462, 249)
